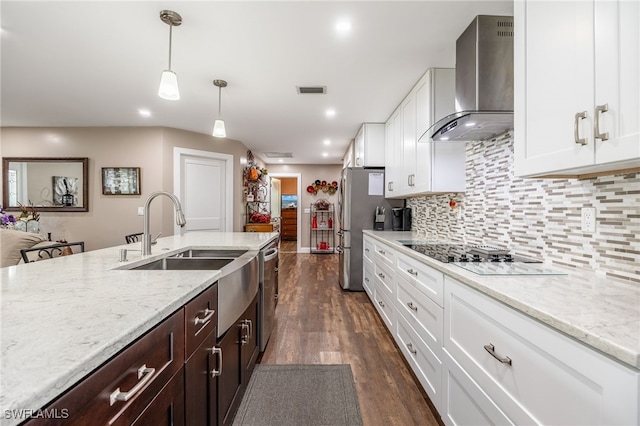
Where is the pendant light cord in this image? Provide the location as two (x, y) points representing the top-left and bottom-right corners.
(218, 86), (222, 116)
(168, 25), (173, 71)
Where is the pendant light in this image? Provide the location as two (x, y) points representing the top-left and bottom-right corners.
(158, 10), (182, 101)
(213, 79), (227, 138)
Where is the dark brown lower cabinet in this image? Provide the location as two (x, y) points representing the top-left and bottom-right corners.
(218, 295), (259, 426)
(131, 368), (185, 426)
(21, 282), (259, 426)
(185, 328), (219, 426)
(22, 310), (185, 426)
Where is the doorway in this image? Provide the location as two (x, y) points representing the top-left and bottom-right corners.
(269, 173), (301, 253)
(173, 147), (233, 234)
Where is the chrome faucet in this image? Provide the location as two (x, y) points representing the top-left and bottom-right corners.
(142, 191), (186, 255)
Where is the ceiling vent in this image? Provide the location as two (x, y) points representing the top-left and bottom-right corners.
(296, 86), (326, 94)
(263, 152), (293, 158)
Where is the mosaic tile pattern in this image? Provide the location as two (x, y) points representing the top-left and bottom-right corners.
(407, 135), (640, 283)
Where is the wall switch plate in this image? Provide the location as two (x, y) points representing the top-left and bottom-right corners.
(304, 208), (311, 214)
(137, 207), (144, 216)
(581, 207), (596, 233)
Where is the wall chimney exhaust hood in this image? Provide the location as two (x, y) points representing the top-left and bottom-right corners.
(420, 15), (514, 143)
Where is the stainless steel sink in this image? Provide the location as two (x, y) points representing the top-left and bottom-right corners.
(130, 257), (235, 270)
(172, 249), (247, 258)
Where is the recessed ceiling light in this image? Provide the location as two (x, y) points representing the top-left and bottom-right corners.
(323, 139), (331, 145)
(336, 20), (352, 34)
(138, 108), (152, 117)
(325, 109), (336, 118)
(440, 136), (450, 141)
(465, 122), (476, 127)
(322, 153), (328, 157)
(278, 159), (284, 163)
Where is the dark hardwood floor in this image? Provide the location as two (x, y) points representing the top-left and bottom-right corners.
(259, 251), (441, 426)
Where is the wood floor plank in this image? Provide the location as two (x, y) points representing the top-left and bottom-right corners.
(260, 251), (441, 426)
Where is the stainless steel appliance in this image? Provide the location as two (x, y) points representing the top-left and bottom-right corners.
(401, 242), (566, 276)
(392, 207), (412, 231)
(424, 15), (514, 142)
(337, 168), (403, 290)
(258, 239), (278, 352)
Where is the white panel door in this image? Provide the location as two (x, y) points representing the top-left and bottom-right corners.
(270, 178), (281, 220)
(181, 156), (225, 232)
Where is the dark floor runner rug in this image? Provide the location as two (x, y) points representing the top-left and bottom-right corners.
(232, 364), (363, 426)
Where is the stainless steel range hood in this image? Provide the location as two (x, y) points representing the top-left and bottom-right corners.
(420, 15), (514, 143)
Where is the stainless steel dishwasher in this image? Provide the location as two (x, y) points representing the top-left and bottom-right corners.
(259, 240), (279, 352)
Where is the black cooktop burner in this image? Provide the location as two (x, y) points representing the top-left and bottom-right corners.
(402, 243), (539, 264)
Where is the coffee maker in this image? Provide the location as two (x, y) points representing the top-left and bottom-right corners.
(392, 207), (412, 231)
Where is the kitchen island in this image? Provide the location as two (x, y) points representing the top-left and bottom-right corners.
(0, 231), (278, 426)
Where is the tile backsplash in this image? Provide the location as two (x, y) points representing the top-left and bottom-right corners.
(407, 135), (640, 284)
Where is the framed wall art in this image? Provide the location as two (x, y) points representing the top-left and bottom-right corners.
(102, 167), (141, 195)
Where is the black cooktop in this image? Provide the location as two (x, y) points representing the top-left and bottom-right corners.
(402, 243), (539, 264)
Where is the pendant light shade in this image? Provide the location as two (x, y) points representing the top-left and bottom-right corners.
(213, 119), (226, 138)
(158, 10), (182, 101)
(213, 79), (228, 138)
(158, 70), (179, 100)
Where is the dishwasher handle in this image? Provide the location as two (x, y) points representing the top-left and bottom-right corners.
(264, 247), (278, 262)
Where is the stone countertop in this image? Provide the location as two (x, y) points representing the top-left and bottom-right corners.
(363, 230), (640, 370)
(0, 231), (278, 424)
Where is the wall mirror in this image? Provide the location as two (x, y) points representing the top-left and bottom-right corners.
(2, 157), (89, 212)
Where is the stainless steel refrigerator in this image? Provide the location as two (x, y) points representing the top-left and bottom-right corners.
(337, 167), (403, 291)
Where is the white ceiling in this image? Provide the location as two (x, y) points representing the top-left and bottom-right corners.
(1, 1), (513, 165)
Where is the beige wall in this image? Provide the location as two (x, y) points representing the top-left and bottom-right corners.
(1, 127), (250, 250)
(267, 163), (342, 250)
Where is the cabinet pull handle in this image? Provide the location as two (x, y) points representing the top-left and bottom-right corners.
(365, 248), (370, 252)
(574, 111), (588, 145)
(388, 182), (393, 191)
(594, 103), (609, 141)
(247, 319), (253, 340)
(378, 249), (386, 255)
(378, 300), (385, 308)
(210, 347), (222, 377)
(194, 308), (215, 326)
(240, 321), (249, 344)
(365, 277), (370, 282)
(407, 268), (418, 276)
(407, 301), (418, 311)
(109, 364), (156, 406)
(484, 343), (512, 366)
(378, 272), (385, 279)
(406, 342), (417, 355)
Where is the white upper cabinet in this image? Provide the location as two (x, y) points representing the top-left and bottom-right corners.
(342, 140), (354, 168)
(384, 108), (402, 196)
(385, 68), (465, 198)
(514, 0), (640, 177)
(353, 123), (385, 168)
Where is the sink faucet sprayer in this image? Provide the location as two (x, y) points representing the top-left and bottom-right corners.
(142, 191), (187, 255)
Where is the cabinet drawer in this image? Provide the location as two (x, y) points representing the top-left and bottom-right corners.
(441, 349), (512, 426)
(363, 263), (375, 300)
(373, 241), (395, 267)
(185, 283), (218, 359)
(373, 287), (394, 330)
(397, 252), (444, 307)
(131, 368), (185, 426)
(396, 275), (443, 354)
(374, 259), (394, 297)
(29, 310), (185, 426)
(445, 277), (640, 425)
(396, 313), (443, 413)
(363, 238), (374, 266)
